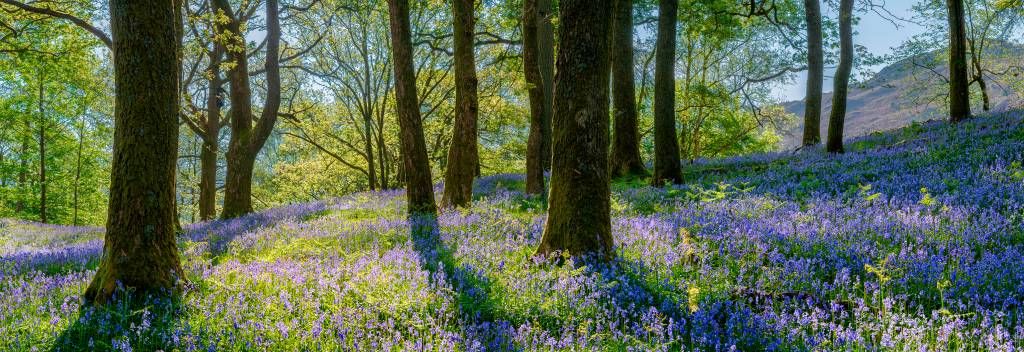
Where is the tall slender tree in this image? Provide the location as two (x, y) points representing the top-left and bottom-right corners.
(387, 0), (437, 216)
(216, 0), (283, 219)
(947, 0), (971, 123)
(86, 0), (184, 303)
(441, 0), (479, 208)
(826, 0), (853, 153)
(535, 0), (615, 258)
(609, 0), (646, 178)
(802, 0), (824, 146)
(524, 0), (552, 196)
(36, 68), (47, 223)
(651, 0), (683, 185)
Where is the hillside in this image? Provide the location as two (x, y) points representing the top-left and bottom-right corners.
(780, 45), (1024, 148)
(3, 111), (1024, 350)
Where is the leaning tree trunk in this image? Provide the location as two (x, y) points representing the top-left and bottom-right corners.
(219, 0), (282, 219)
(86, 0), (184, 304)
(524, 0), (548, 196)
(388, 0), (438, 216)
(826, 0), (853, 153)
(441, 0), (479, 208)
(535, 0), (615, 258)
(609, 0), (647, 178)
(802, 0), (824, 146)
(947, 0), (971, 123)
(650, 0), (683, 186)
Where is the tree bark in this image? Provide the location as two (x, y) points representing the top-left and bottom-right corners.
(538, 0), (554, 173)
(199, 46), (223, 221)
(651, 0), (683, 186)
(802, 0), (823, 146)
(609, 0), (646, 178)
(388, 0), (438, 216)
(947, 0), (971, 123)
(219, 0), (282, 219)
(86, 0), (184, 304)
(535, 0), (615, 258)
(826, 0), (853, 153)
(524, 0), (548, 196)
(441, 0), (479, 208)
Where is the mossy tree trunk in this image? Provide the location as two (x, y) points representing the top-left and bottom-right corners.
(825, 0), (853, 153)
(86, 0), (184, 304)
(536, 0), (615, 259)
(651, 0), (683, 186)
(524, 0), (552, 196)
(802, 0), (824, 146)
(441, 0), (479, 209)
(610, 0), (647, 178)
(388, 0), (438, 216)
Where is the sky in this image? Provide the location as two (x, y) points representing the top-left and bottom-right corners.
(773, 0), (927, 101)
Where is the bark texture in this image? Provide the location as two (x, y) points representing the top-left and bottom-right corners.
(536, 0), (615, 258)
(441, 0), (479, 208)
(388, 0), (438, 216)
(651, 0), (682, 186)
(947, 0), (972, 123)
(86, 0), (184, 304)
(609, 0), (646, 178)
(826, 0), (853, 153)
(524, 0), (550, 196)
(219, 0), (282, 218)
(199, 46), (223, 221)
(802, 0), (823, 146)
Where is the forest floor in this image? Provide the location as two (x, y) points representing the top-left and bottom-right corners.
(3, 111), (1024, 351)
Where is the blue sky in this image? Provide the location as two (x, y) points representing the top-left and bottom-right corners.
(774, 0), (927, 101)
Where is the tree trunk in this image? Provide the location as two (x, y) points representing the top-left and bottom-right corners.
(651, 0), (683, 186)
(86, 0), (184, 304)
(37, 70), (47, 224)
(73, 117), (84, 226)
(388, 0), (437, 216)
(441, 0), (479, 208)
(219, 0), (282, 219)
(802, 0), (824, 146)
(16, 117), (27, 214)
(524, 0), (548, 196)
(970, 43), (990, 112)
(538, 0), (554, 173)
(199, 46), (223, 221)
(610, 0), (646, 178)
(826, 0), (853, 153)
(536, 0), (615, 258)
(947, 0), (971, 123)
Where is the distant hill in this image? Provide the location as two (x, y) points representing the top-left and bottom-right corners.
(779, 43), (1023, 148)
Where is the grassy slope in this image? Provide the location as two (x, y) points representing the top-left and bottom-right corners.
(2, 111), (1023, 351)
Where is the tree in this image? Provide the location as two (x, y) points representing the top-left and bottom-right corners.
(609, 0), (646, 178)
(86, 0), (184, 303)
(388, 0), (438, 216)
(802, 0), (824, 146)
(523, 0), (552, 196)
(441, 0), (480, 208)
(651, 0), (683, 185)
(535, 0), (615, 258)
(947, 0), (972, 122)
(825, 0), (853, 153)
(217, 0), (283, 218)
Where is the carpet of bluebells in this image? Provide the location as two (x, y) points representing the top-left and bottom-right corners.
(3, 112), (1024, 351)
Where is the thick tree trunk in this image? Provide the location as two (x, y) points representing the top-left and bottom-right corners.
(388, 0), (437, 216)
(37, 70), (46, 224)
(199, 46), (223, 221)
(947, 0), (971, 123)
(219, 0), (282, 219)
(536, 0), (615, 258)
(524, 0), (548, 196)
(441, 0), (479, 208)
(609, 0), (646, 178)
(651, 0), (683, 186)
(826, 0), (853, 153)
(86, 0), (184, 304)
(802, 0), (823, 146)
